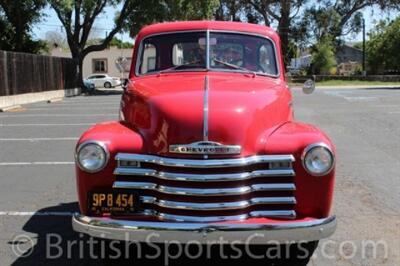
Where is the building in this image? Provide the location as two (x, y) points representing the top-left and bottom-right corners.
(337, 61), (362, 76)
(336, 44), (363, 65)
(290, 54), (312, 70)
(289, 44), (363, 73)
(51, 46), (133, 79)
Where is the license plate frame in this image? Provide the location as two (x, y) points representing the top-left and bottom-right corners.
(87, 189), (140, 215)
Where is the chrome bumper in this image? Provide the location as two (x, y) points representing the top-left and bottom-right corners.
(72, 214), (336, 244)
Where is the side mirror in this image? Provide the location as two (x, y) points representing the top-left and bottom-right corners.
(303, 79), (315, 94)
(122, 78), (131, 91)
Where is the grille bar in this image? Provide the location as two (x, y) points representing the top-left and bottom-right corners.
(114, 153), (297, 222)
(116, 210), (297, 222)
(139, 196), (296, 210)
(114, 168), (295, 182)
(113, 181), (296, 196)
(116, 153), (295, 168)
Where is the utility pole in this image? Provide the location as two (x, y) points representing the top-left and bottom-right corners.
(362, 18), (366, 76)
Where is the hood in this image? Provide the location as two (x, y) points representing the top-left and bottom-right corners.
(122, 72), (291, 157)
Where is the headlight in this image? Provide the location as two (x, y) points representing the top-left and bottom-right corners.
(302, 143), (334, 176)
(76, 141), (109, 173)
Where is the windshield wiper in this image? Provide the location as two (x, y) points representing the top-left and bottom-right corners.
(159, 61), (205, 74)
(212, 58), (256, 77)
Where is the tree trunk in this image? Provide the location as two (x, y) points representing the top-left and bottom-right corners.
(78, 57), (84, 88)
(71, 51), (85, 92)
(278, 0), (291, 68)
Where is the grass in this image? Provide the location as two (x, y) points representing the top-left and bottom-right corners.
(289, 80), (400, 87)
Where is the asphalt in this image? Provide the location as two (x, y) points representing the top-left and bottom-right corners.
(0, 87), (399, 265)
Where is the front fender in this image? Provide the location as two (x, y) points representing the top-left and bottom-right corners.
(75, 121), (143, 214)
(265, 122), (336, 218)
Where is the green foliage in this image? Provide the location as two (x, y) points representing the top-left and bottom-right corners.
(48, 0), (220, 86)
(367, 17), (400, 74)
(299, 0), (400, 47)
(165, 0), (220, 20)
(108, 37), (133, 49)
(47, 0), (139, 86)
(123, 0), (220, 36)
(0, 0), (46, 53)
(311, 39), (337, 75)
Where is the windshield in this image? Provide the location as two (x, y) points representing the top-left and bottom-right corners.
(137, 31), (278, 77)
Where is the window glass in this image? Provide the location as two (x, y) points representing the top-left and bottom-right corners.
(172, 42), (206, 66)
(136, 31), (277, 76)
(138, 32), (206, 75)
(93, 59), (107, 73)
(210, 42), (244, 67)
(209, 33), (278, 75)
(258, 44), (276, 74)
(140, 44), (156, 74)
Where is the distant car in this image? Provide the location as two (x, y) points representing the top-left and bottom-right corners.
(86, 74), (122, 88)
(83, 79), (95, 92)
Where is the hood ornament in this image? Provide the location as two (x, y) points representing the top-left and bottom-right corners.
(169, 141), (241, 155)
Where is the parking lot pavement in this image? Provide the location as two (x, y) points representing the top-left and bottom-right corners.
(0, 88), (399, 265)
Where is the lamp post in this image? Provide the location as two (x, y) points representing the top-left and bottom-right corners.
(362, 18), (366, 76)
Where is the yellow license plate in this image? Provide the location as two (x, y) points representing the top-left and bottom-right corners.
(88, 190), (138, 215)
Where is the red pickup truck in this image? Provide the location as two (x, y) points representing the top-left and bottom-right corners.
(72, 21), (336, 263)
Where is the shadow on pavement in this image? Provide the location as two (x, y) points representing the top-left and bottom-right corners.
(10, 202), (306, 266)
(84, 89), (123, 96)
(360, 86), (400, 90)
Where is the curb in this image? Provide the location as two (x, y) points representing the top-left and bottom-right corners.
(291, 85), (400, 90)
(0, 105), (22, 112)
(47, 98), (64, 103)
(0, 88), (80, 109)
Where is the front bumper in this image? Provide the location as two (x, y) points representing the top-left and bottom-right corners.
(72, 214), (336, 244)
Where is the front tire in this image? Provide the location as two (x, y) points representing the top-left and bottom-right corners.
(104, 82), (112, 88)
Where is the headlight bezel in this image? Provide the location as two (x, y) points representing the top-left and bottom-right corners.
(76, 140), (110, 173)
(301, 143), (335, 176)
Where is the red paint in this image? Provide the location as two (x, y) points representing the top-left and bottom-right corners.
(75, 21), (335, 224)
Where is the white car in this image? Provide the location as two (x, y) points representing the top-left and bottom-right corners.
(86, 74), (122, 88)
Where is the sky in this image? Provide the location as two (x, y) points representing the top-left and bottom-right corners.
(32, 5), (133, 44)
(31, 4), (399, 45)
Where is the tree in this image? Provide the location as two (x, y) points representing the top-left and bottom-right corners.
(214, 0), (263, 23)
(300, 0), (400, 45)
(0, 0), (46, 53)
(311, 38), (337, 74)
(245, 0), (308, 66)
(44, 30), (68, 49)
(49, 0), (220, 88)
(108, 37), (133, 49)
(367, 17), (400, 74)
(123, 0), (220, 36)
(48, 0), (143, 87)
(163, 0), (220, 21)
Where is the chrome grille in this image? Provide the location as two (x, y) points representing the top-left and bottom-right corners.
(113, 153), (296, 222)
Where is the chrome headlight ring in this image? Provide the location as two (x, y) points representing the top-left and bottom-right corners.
(301, 143), (335, 176)
(75, 140), (110, 173)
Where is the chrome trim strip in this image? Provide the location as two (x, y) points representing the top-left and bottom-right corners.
(117, 210), (296, 222)
(206, 30), (210, 70)
(203, 76), (209, 143)
(158, 213), (249, 222)
(137, 196), (296, 210)
(115, 153), (295, 168)
(250, 210), (297, 219)
(114, 167), (295, 181)
(250, 197), (297, 205)
(169, 141), (241, 155)
(72, 214), (337, 243)
(113, 181), (295, 196)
